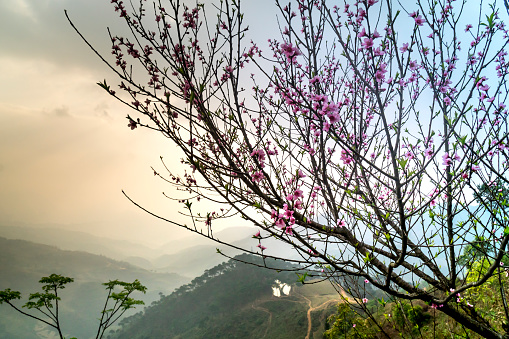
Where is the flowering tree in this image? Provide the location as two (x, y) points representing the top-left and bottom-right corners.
(67, 0), (509, 337)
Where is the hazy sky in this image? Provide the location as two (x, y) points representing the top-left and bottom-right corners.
(1, 0), (499, 247)
(0, 0), (280, 246)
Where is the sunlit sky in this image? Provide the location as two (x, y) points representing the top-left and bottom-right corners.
(0, 0), (273, 246)
(1, 0), (504, 247)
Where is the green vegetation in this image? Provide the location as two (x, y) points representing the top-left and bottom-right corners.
(110, 254), (336, 339)
(0, 274), (146, 339)
(0, 237), (189, 338)
(324, 257), (509, 339)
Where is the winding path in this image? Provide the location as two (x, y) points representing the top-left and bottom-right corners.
(302, 287), (351, 339)
(251, 301), (272, 338)
(302, 295), (340, 339)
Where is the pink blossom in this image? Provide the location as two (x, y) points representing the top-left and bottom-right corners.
(442, 153), (452, 166)
(280, 42), (301, 62)
(127, 118), (137, 130)
(294, 200), (303, 210)
(362, 37), (374, 49)
(309, 75), (321, 84)
(424, 148), (433, 159)
(283, 209), (294, 219)
(337, 220), (346, 228)
(256, 243), (267, 251)
(294, 189), (304, 199)
(375, 69), (385, 83)
(328, 112), (340, 124)
(367, 0), (378, 7)
(400, 43), (409, 53)
(414, 15), (425, 26)
(275, 218), (285, 228)
(252, 171), (264, 182)
(251, 149), (266, 161)
(362, 298), (368, 303)
(253, 231), (261, 238)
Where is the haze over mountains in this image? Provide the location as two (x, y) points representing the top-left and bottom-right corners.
(0, 225), (341, 339)
(0, 224), (300, 277)
(0, 224), (256, 277)
(0, 236), (188, 338)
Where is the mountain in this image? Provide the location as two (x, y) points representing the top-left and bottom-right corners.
(157, 226), (257, 254)
(0, 224), (162, 261)
(0, 237), (189, 339)
(152, 231), (299, 277)
(0, 224), (270, 277)
(110, 253), (341, 339)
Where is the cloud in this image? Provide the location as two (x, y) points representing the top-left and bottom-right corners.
(47, 105), (71, 118)
(0, 0), (127, 71)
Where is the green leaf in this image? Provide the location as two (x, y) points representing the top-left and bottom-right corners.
(504, 227), (509, 236)
(397, 158), (408, 169)
(459, 135), (468, 146)
(0, 289), (21, 304)
(96, 79), (110, 91)
(296, 272), (308, 284)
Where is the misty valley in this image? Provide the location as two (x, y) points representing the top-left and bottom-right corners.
(0, 225), (345, 339)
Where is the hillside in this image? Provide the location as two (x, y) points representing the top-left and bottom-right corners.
(0, 237), (189, 339)
(110, 254), (341, 339)
(0, 224), (299, 278)
(0, 224), (161, 262)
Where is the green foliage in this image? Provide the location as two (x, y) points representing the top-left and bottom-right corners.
(0, 236), (188, 338)
(392, 300), (431, 334)
(474, 179), (509, 209)
(0, 274), (146, 339)
(463, 259), (509, 332)
(457, 236), (496, 269)
(0, 289), (21, 304)
(323, 303), (357, 338)
(323, 303), (380, 339)
(24, 274), (74, 310)
(110, 254), (309, 338)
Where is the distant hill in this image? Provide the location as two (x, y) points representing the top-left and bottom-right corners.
(0, 237), (189, 339)
(110, 253), (341, 339)
(0, 224), (162, 261)
(0, 224), (275, 277)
